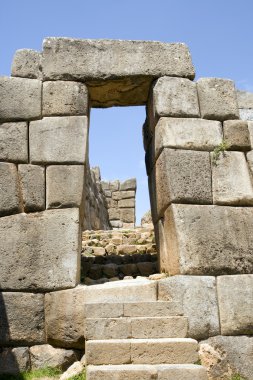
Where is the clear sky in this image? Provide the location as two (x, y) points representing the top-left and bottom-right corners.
(1, 0), (253, 224)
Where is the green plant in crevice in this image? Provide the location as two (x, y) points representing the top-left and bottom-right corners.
(212, 139), (230, 166)
(230, 374), (246, 380)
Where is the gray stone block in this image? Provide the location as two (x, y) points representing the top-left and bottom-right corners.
(239, 108), (253, 121)
(212, 151), (253, 205)
(237, 90), (253, 109)
(43, 81), (89, 116)
(19, 164), (45, 212)
(0, 208), (80, 291)
(248, 121), (253, 147)
(120, 178), (137, 191)
(112, 190), (135, 200)
(0, 347), (30, 374)
(46, 165), (85, 209)
(0, 292), (45, 345)
(85, 318), (132, 340)
(148, 77), (200, 130)
(197, 78), (239, 121)
(155, 149), (212, 219)
(0, 77), (42, 121)
(157, 364), (208, 380)
(45, 286), (86, 349)
(87, 364), (157, 380)
(11, 49), (42, 79)
(0, 122), (28, 163)
(162, 204), (253, 275)
(217, 275), (253, 335)
(30, 116), (88, 164)
(120, 208), (135, 223)
(118, 198), (135, 208)
(0, 163), (22, 216)
(158, 276), (220, 340)
(223, 120), (250, 151)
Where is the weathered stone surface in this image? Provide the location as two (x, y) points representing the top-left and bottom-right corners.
(154, 118), (222, 160)
(163, 204), (253, 275)
(247, 121), (253, 148)
(0, 208), (80, 291)
(0, 163), (22, 216)
(87, 364), (157, 380)
(60, 361), (84, 380)
(0, 292), (45, 345)
(237, 90), (253, 109)
(212, 151), (253, 205)
(120, 208), (135, 223)
(30, 116), (88, 164)
(223, 120), (250, 150)
(108, 208), (120, 220)
(239, 108), (253, 121)
(197, 78), (239, 121)
(43, 81), (89, 116)
(0, 347), (30, 374)
(45, 286), (86, 349)
(141, 210), (153, 227)
(247, 150), (253, 174)
(19, 164), (45, 212)
(43, 38), (195, 106)
(85, 318), (132, 340)
(46, 165), (85, 209)
(84, 303), (124, 319)
(120, 178), (137, 191)
(84, 279), (157, 303)
(0, 122), (28, 163)
(217, 275), (253, 335)
(157, 364), (208, 380)
(118, 198), (135, 208)
(131, 317), (188, 339)
(86, 339), (131, 365)
(0, 76), (41, 121)
(158, 276), (219, 340)
(11, 49), (42, 79)
(123, 301), (183, 317)
(155, 149), (212, 219)
(112, 190), (135, 200)
(30, 344), (80, 371)
(148, 77), (199, 130)
(199, 336), (253, 380)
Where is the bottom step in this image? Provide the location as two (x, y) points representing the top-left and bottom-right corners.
(87, 364), (208, 380)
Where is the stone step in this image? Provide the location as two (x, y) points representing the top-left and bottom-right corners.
(84, 301), (183, 318)
(86, 338), (198, 365)
(87, 364), (208, 380)
(85, 316), (188, 340)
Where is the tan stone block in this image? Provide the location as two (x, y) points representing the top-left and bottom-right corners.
(0, 163), (22, 216)
(0, 122), (28, 163)
(85, 318), (131, 340)
(19, 164), (45, 212)
(131, 317), (188, 339)
(84, 303), (124, 318)
(86, 339), (131, 365)
(120, 178), (137, 191)
(117, 245), (137, 255)
(123, 301), (183, 317)
(247, 121), (253, 147)
(11, 49), (42, 79)
(237, 90), (253, 109)
(108, 208), (120, 220)
(87, 364), (157, 380)
(118, 198), (135, 208)
(157, 364), (208, 380)
(120, 208), (135, 223)
(112, 190), (135, 200)
(223, 120), (250, 151)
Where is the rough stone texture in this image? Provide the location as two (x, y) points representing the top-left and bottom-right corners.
(123, 301), (183, 317)
(85, 303), (124, 319)
(199, 336), (253, 380)
(84, 279), (157, 303)
(163, 204), (253, 275)
(60, 361), (84, 380)
(118, 198), (135, 208)
(85, 318), (132, 340)
(45, 286), (86, 349)
(30, 344), (80, 371)
(247, 150), (253, 174)
(0, 347), (30, 374)
(197, 78), (239, 121)
(46, 165), (85, 209)
(248, 121), (253, 148)
(154, 118), (222, 159)
(239, 108), (253, 121)
(148, 77), (200, 130)
(141, 210), (153, 227)
(87, 364), (157, 380)
(43, 81), (89, 116)
(120, 178), (137, 191)
(237, 90), (253, 109)
(120, 208), (135, 223)
(11, 49), (42, 79)
(0, 122), (28, 163)
(223, 120), (250, 151)
(131, 317), (188, 339)
(0, 163), (22, 216)
(19, 164), (45, 212)
(43, 38), (195, 106)
(86, 340), (131, 365)
(157, 364), (208, 380)
(0, 76), (42, 121)
(30, 116), (88, 164)
(158, 276), (219, 340)
(217, 275), (253, 335)
(212, 151), (253, 205)
(0, 208), (80, 291)
(154, 149), (212, 219)
(0, 292), (45, 345)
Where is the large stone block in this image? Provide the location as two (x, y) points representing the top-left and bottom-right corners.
(11, 49), (42, 79)
(30, 116), (88, 164)
(212, 151), (253, 205)
(247, 120), (253, 147)
(154, 118), (222, 159)
(120, 178), (137, 191)
(0, 122), (28, 163)
(43, 81), (89, 116)
(237, 90), (253, 109)
(19, 164), (45, 212)
(199, 336), (253, 380)
(223, 120), (250, 151)
(0, 208), (80, 291)
(131, 316), (188, 339)
(86, 340), (131, 365)
(87, 364), (157, 380)
(46, 165), (85, 209)
(118, 198), (135, 208)
(0, 347), (30, 374)
(0, 163), (22, 216)
(45, 286), (86, 349)
(120, 208), (135, 223)
(155, 149), (212, 219)
(157, 364), (208, 380)
(148, 77), (199, 130)
(0, 292), (45, 345)
(239, 108), (253, 121)
(43, 38), (195, 106)
(0, 77), (42, 121)
(217, 275), (253, 335)
(162, 204), (253, 275)
(85, 318), (132, 340)
(197, 78), (239, 121)
(158, 276), (220, 340)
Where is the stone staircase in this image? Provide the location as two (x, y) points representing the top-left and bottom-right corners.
(84, 280), (208, 379)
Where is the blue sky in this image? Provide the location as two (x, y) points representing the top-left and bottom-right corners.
(1, 0), (253, 224)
